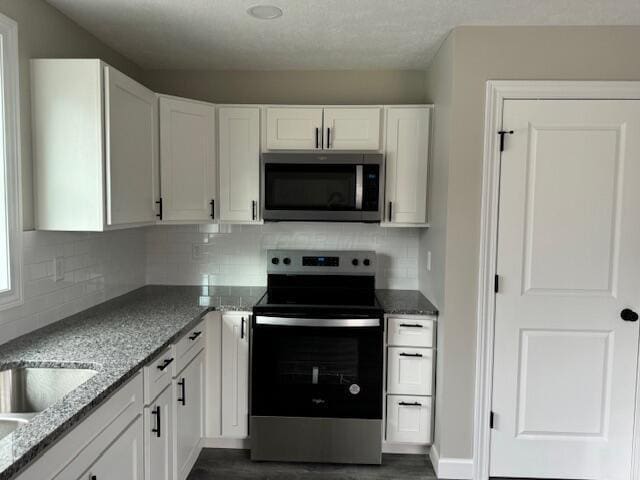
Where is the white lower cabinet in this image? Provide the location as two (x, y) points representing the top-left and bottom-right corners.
(387, 346), (433, 396)
(82, 416), (144, 480)
(221, 312), (250, 438)
(17, 373), (145, 480)
(144, 385), (173, 480)
(174, 349), (205, 480)
(386, 395), (432, 444)
(384, 315), (436, 449)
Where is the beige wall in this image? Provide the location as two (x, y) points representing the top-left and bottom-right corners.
(422, 25), (640, 461)
(0, 0), (146, 231)
(146, 69), (427, 105)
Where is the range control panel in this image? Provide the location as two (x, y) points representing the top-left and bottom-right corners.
(268, 250), (376, 276)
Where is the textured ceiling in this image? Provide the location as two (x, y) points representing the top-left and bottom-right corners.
(46, 0), (640, 70)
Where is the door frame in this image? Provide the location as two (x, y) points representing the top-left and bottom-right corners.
(473, 80), (640, 480)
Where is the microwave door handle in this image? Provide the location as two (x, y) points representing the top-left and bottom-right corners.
(355, 165), (363, 210)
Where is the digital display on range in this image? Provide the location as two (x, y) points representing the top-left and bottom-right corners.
(302, 256), (339, 267)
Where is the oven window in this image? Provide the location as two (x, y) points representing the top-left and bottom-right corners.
(252, 324), (383, 419)
(264, 164), (356, 210)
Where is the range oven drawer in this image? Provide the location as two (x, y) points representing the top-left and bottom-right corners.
(251, 315), (384, 420)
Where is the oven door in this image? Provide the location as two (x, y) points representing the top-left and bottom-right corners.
(251, 315), (383, 420)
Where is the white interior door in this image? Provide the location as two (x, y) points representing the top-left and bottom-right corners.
(105, 66), (158, 226)
(491, 99), (640, 479)
(159, 97), (216, 222)
(323, 107), (381, 150)
(218, 107), (260, 223)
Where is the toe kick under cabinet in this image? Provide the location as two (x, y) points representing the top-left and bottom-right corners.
(384, 315), (436, 449)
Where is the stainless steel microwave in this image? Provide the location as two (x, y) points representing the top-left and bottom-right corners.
(261, 153), (384, 222)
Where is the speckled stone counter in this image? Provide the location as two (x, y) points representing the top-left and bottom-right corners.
(376, 289), (438, 316)
(0, 285), (222, 480)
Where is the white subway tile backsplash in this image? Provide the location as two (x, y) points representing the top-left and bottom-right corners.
(0, 229), (146, 344)
(145, 223), (420, 290)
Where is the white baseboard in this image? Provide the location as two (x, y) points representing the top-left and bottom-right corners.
(429, 445), (473, 479)
(202, 437), (251, 449)
(382, 442), (429, 454)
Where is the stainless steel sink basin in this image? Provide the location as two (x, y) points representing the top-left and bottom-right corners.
(0, 367), (97, 415)
(0, 413), (35, 438)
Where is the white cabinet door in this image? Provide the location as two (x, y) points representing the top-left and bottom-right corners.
(266, 107), (323, 150)
(384, 107), (430, 224)
(221, 312), (250, 438)
(174, 350), (204, 480)
(104, 66), (159, 227)
(85, 415), (144, 480)
(323, 107), (381, 150)
(160, 97), (216, 223)
(145, 386), (173, 480)
(218, 107), (260, 223)
(386, 395), (432, 444)
(387, 347), (433, 396)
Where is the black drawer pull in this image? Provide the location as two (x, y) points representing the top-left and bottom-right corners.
(178, 378), (186, 405)
(241, 317), (245, 339)
(399, 401), (422, 407)
(189, 331), (202, 341)
(399, 323), (424, 328)
(151, 405), (161, 438)
(157, 358), (174, 371)
(399, 352), (423, 358)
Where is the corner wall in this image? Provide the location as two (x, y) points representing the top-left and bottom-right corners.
(422, 25), (640, 464)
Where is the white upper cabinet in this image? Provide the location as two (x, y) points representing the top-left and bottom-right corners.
(31, 59), (159, 231)
(265, 106), (381, 151)
(218, 106), (261, 223)
(383, 107), (431, 225)
(105, 66), (159, 227)
(159, 96), (216, 223)
(266, 107), (323, 150)
(323, 107), (381, 150)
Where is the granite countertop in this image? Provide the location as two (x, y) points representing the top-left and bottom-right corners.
(0, 284), (433, 479)
(375, 289), (439, 316)
(0, 285), (218, 480)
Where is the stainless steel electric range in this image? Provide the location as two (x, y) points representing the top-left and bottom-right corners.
(250, 250), (384, 465)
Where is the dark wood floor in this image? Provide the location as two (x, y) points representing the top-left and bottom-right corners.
(187, 448), (437, 480)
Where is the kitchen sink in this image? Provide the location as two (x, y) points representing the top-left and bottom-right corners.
(0, 367), (97, 438)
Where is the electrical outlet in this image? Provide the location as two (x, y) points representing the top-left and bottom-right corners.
(54, 256), (64, 281)
(426, 251), (432, 272)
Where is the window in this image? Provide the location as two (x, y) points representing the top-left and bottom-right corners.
(0, 13), (21, 310)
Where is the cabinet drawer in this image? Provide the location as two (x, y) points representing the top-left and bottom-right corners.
(386, 395), (432, 444)
(144, 347), (174, 405)
(387, 347), (433, 396)
(175, 319), (205, 375)
(387, 317), (434, 347)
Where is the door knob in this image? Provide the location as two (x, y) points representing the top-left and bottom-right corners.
(621, 309), (639, 322)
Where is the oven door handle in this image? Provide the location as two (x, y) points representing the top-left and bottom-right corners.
(254, 316), (380, 327)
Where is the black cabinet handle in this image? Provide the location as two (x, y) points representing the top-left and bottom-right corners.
(388, 201), (393, 222)
(210, 199), (215, 220)
(315, 127), (319, 149)
(157, 358), (174, 371)
(241, 317), (245, 339)
(156, 198), (163, 220)
(90, 476), (97, 480)
(252, 201), (257, 221)
(399, 323), (424, 328)
(326, 127), (331, 149)
(399, 352), (423, 357)
(178, 378), (186, 405)
(399, 401), (422, 407)
(189, 331), (202, 341)
(621, 308), (639, 322)
(151, 405), (161, 438)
